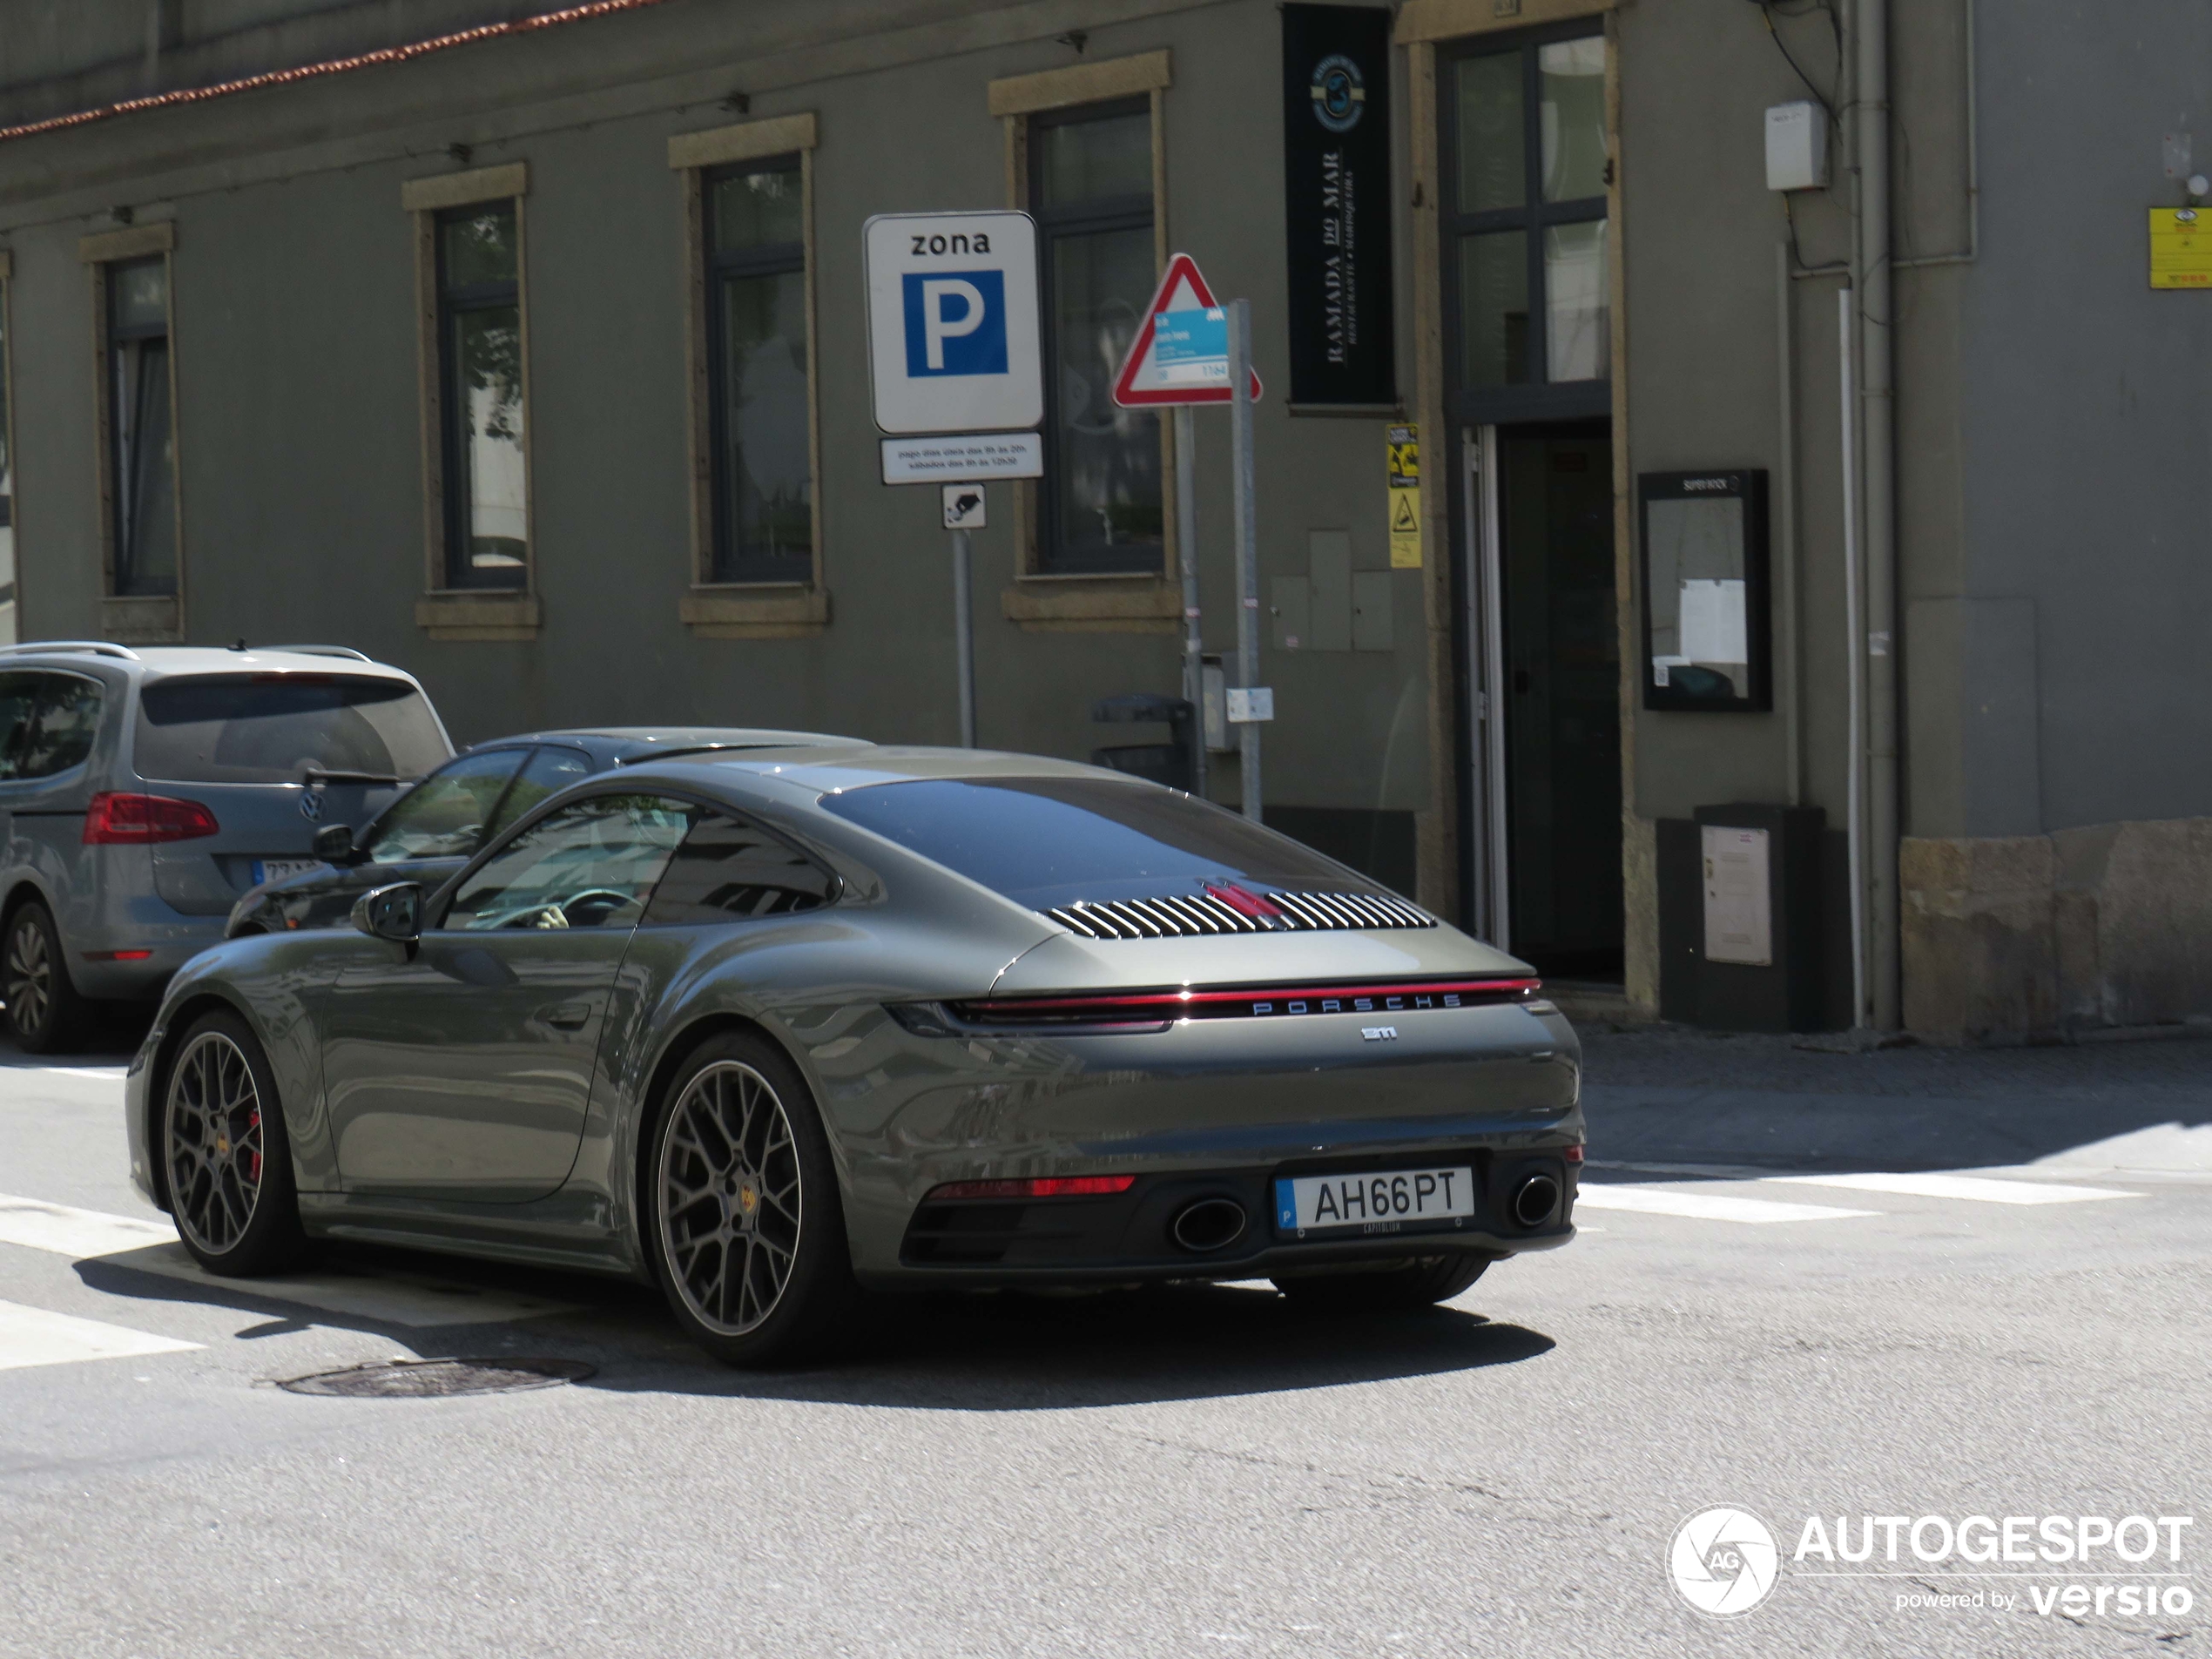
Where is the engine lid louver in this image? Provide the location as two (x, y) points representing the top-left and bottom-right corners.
(1044, 888), (1436, 941)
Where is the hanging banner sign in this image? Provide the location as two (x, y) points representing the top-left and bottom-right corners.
(1110, 253), (1264, 408)
(1281, 4), (1397, 407)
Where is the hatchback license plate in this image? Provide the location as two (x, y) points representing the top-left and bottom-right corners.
(251, 858), (324, 886)
(1275, 1166), (1477, 1237)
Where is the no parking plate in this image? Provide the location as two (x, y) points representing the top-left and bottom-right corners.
(1274, 1166), (1477, 1237)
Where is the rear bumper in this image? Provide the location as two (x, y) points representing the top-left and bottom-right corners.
(882, 1143), (1576, 1286)
(70, 913), (226, 999)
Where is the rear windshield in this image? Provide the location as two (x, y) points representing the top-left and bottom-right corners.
(816, 776), (1360, 910)
(135, 673), (449, 786)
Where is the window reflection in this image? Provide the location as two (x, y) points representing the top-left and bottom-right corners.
(706, 160), (810, 583)
(438, 206), (527, 590)
(1455, 52), (1525, 213)
(1460, 231), (1529, 388)
(1544, 221), (1608, 381)
(108, 257), (177, 597)
(1539, 38), (1608, 203)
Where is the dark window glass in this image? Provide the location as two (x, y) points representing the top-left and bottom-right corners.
(363, 747), (529, 863)
(0, 672), (34, 778)
(135, 673), (449, 785)
(643, 813), (834, 925)
(446, 793), (691, 932)
(818, 777), (1363, 912)
(9, 674), (102, 780)
(437, 205), (527, 590)
(484, 744), (594, 840)
(705, 160), (810, 584)
(108, 257), (177, 598)
(1033, 104), (1162, 575)
(1445, 35), (1608, 397)
(1, 275), (13, 639)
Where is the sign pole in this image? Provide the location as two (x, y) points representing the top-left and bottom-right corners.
(1228, 299), (1261, 821)
(1175, 403), (1204, 798)
(950, 525), (976, 747)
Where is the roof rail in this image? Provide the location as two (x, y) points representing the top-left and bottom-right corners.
(0, 640), (142, 661)
(266, 644), (374, 662)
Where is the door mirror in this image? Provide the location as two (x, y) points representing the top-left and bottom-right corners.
(312, 823), (355, 862)
(352, 881), (422, 943)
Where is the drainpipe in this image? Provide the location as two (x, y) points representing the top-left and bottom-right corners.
(1853, 0), (1900, 1029)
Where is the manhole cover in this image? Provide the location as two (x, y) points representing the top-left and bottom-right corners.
(277, 1358), (595, 1398)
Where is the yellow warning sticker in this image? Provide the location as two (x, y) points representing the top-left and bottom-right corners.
(1386, 423), (1421, 569)
(2150, 206), (2212, 288)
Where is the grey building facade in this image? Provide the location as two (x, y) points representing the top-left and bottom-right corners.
(0, 0), (2206, 1042)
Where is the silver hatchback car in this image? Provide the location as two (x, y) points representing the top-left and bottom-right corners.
(0, 642), (450, 1051)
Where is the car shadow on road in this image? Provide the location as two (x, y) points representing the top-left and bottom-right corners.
(74, 1242), (1554, 1409)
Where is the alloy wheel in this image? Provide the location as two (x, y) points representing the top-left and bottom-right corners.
(165, 1031), (266, 1256)
(658, 1061), (803, 1336)
(3, 914), (51, 1037)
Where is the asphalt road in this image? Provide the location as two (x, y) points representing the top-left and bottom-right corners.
(2, 1024), (2207, 1658)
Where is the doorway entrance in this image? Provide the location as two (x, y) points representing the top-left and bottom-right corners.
(1460, 421), (1622, 980)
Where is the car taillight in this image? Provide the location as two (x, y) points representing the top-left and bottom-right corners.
(924, 1176), (1137, 1202)
(83, 792), (220, 845)
(1565, 1144), (1585, 1163)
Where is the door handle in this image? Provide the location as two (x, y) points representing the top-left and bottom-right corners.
(539, 1002), (591, 1030)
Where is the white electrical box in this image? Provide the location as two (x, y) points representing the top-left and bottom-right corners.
(1702, 825), (1773, 967)
(1764, 101), (1827, 192)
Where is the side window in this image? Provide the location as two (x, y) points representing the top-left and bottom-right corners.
(643, 813), (836, 926)
(15, 674), (104, 780)
(363, 747), (529, 862)
(0, 672), (36, 779)
(444, 793), (692, 932)
(483, 744), (592, 839)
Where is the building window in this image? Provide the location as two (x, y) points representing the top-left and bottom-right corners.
(0, 261), (14, 644)
(1444, 30), (1608, 399)
(1032, 98), (1163, 576)
(108, 256), (179, 597)
(435, 203), (528, 590)
(704, 158), (810, 583)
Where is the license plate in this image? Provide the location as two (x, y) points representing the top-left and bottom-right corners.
(251, 859), (325, 886)
(1274, 1166), (1478, 1237)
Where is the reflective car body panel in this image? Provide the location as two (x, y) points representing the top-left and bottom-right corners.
(127, 743), (1581, 1291)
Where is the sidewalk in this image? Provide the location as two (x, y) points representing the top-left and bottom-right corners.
(1577, 1024), (2212, 1177)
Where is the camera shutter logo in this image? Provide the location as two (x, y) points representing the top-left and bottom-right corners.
(1310, 54), (1366, 133)
(1669, 1507), (1780, 1617)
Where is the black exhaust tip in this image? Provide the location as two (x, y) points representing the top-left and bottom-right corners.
(1170, 1197), (1248, 1253)
(1511, 1173), (1561, 1230)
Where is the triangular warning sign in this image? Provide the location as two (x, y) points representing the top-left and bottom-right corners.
(1110, 252), (1264, 408)
(1391, 492), (1420, 534)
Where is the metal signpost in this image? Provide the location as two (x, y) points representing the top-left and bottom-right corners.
(1111, 252), (1265, 812)
(864, 210), (1043, 747)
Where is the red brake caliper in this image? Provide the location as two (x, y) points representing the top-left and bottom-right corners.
(246, 1110), (262, 1184)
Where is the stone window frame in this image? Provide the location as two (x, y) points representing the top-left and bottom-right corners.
(989, 50), (1182, 635)
(667, 112), (828, 639)
(402, 162), (542, 643)
(78, 221), (185, 644)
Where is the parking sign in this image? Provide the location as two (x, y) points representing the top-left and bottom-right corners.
(865, 212), (1042, 435)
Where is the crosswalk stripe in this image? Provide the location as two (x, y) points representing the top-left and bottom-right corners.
(0, 1195), (177, 1258)
(1575, 1185), (1878, 1224)
(0, 1298), (199, 1372)
(1769, 1172), (2141, 1205)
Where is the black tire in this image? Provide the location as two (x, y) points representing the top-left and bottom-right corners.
(162, 1008), (305, 1277)
(3, 900), (90, 1054)
(1272, 1252), (1493, 1312)
(644, 1029), (860, 1368)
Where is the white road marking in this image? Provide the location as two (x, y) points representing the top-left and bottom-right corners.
(1575, 1185), (1878, 1224)
(1769, 1172), (2140, 1205)
(0, 1195), (176, 1258)
(0, 1298), (199, 1372)
(0, 1193), (575, 1328)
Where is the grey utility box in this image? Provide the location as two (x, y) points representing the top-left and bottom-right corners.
(1657, 803), (1828, 1032)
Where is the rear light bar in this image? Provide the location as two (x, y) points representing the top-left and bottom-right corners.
(1565, 1143), (1585, 1163)
(943, 976), (1541, 1029)
(82, 949), (155, 962)
(924, 1175), (1136, 1202)
(83, 792), (220, 845)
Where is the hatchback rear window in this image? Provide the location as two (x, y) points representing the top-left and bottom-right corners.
(134, 673), (449, 786)
(816, 776), (1362, 910)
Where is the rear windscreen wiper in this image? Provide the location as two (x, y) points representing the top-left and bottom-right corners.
(303, 766), (402, 786)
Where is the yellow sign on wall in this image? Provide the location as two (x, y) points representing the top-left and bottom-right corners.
(1386, 423), (1422, 569)
(2149, 207), (2212, 288)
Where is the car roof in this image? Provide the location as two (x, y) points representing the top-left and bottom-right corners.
(462, 726), (867, 763)
(632, 743), (1114, 796)
(0, 643), (421, 682)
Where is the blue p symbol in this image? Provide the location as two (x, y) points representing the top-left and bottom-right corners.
(903, 270), (1008, 376)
